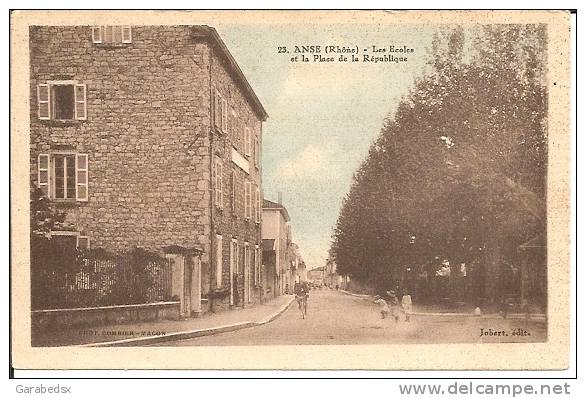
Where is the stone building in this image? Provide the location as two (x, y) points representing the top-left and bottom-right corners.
(29, 25), (268, 315)
(261, 198), (293, 295)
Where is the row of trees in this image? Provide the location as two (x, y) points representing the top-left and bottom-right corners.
(331, 25), (547, 301)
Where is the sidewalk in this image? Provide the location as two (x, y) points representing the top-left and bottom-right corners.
(338, 289), (546, 321)
(33, 295), (294, 347)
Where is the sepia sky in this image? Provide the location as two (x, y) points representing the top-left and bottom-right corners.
(216, 23), (438, 269)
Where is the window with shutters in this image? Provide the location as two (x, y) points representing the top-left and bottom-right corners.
(37, 81), (86, 121)
(213, 89), (228, 134)
(38, 153), (89, 202)
(92, 26), (132, 44)
(214, 158), (223, 209)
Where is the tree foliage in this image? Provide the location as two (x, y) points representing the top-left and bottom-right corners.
(331, 25), (547, 298)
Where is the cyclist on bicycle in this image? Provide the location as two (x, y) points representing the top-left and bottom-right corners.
(294, 282), (310, 318)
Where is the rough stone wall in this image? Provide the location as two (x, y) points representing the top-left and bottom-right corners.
(209, 45), (264, 306)
(29, 26), (213, 267)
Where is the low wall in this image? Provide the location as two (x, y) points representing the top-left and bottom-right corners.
(32, 301), (181, 332)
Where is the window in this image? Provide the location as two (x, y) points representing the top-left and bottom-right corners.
(50, 231), (90, 249)
(50, 231), (77, 249)
(214, 158), (223, 209)
(77, 235), (90, 250)
(213, 89), (228, 134)
(38, 153), (89, 201)
(92, 26), (132, 44)
(215, 235), (223, 288)
(37, 82), (86, 121)
(255, 186), (261, 224)
(244, 181), (252, 220)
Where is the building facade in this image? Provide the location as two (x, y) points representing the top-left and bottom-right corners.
(29, 25), (267, 315)
(308, 266), (326, 285)
(261, 199), (293, 295)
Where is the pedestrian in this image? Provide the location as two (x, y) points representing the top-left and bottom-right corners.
(385, 290), (401, 322)
(373, 295), (390, 319)
(401, 288), (413, 322)
(499, 295), (512, 319)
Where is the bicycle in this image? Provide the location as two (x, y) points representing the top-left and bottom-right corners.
(295, 294), (308, 319)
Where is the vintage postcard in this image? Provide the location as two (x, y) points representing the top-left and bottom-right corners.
(10, 10), (571, 370)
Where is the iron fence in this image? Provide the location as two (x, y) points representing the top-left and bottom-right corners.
(32, 253), (173, 310)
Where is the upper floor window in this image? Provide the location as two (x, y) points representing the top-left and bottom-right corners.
(37, 82), (86, 121)
(213, 89), (227, 134)
(38, 153), (88, 202)
(92, 26), (132, 44)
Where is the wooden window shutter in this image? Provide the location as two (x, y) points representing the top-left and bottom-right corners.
(103, 26), (113, 43)
(38, 154), (50, 197)
(37, 84), (50, 120)
(244, 181), (249, 219)
(213, 90), (221, 130)
(92, 26), (102, 43)
(254, 137), (259, 166)
(212, 157), (217, 205)
(218, 161), (223, 208)
(75, 154), (89, 201)
(254, 187), (260, 223)
(221, 98), (228, 133)
(244, 128), (249, 156)
(74, 84), (87, 120)
(231, 170), (236, 213)
(122, 26), (132, 43)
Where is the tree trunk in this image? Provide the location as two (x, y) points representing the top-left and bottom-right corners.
(484, 242), (502, 303)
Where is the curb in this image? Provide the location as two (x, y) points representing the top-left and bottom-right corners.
(81, 297), (295, 347)
(339, 289), (371, 299)
(338, 290), (546, 321)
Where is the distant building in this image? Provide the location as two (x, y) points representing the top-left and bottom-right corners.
(325, 258), (344, 288)
(308, 266), (326, 284)
(262, 198), (293, 295)
(297, 260), (308, 283)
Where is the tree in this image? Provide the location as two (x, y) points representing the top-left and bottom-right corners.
(331, 25), (547, 301)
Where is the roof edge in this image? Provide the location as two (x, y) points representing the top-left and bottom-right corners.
(191, 26), (268, 121)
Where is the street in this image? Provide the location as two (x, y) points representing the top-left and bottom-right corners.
(153, 289), (546, 346)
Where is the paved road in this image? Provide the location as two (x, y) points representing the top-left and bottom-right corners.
(154, 289), (546, 346)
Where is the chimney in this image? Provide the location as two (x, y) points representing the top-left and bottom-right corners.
(278, 191), (283, 205)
